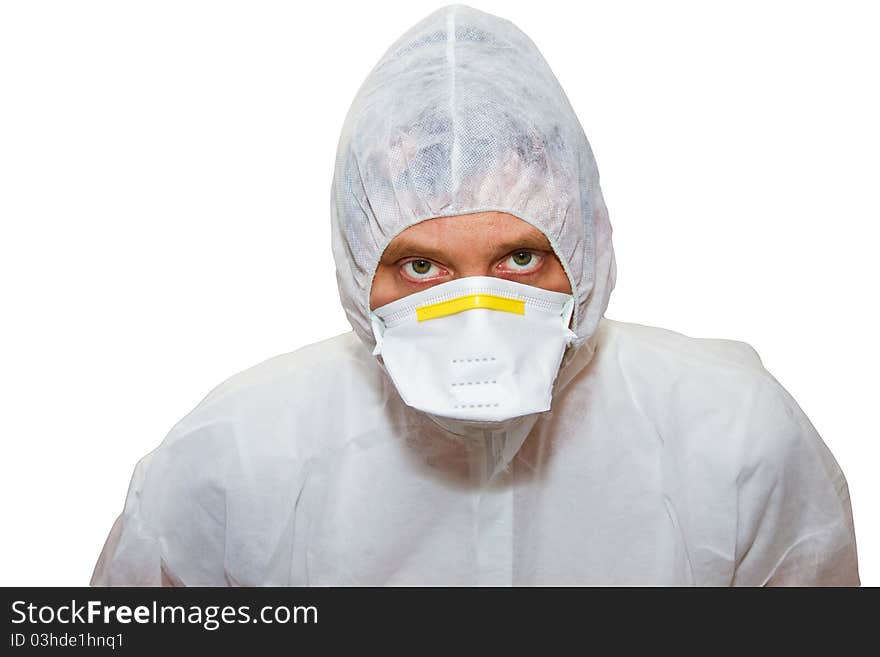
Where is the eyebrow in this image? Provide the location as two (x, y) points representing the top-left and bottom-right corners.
(381, 231), (553, 264)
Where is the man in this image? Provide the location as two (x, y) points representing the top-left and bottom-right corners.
(91, 4), (859, 586)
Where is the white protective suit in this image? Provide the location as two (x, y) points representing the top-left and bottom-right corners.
(91, 4), (860, 586)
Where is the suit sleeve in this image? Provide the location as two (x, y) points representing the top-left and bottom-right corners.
(90, 414), (233, 587)
(90, 451), (167, 586)
(731, 372), (860, 586)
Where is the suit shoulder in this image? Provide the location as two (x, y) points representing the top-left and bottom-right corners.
(598, 317), (766, 379)
(191, 331), (367, 411)
(597, 318), (803, 463)
(132, 332), (372, 511)
(160, 331), (375, 449)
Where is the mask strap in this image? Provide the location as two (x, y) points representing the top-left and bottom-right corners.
(561, 296), (577, 345)
(369, 312), (386, 356)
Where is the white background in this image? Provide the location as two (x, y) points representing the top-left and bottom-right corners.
(1, 0), (877, 586)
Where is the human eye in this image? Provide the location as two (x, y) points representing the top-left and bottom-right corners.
(499, 250), (544, 274)
(400, 258), (444, 282)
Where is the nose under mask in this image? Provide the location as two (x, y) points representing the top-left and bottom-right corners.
(369, 276), (577, 422)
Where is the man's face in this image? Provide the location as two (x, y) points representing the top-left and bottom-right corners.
(369, 211), (572, 310)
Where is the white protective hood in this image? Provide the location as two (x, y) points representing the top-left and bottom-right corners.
(330, 3), (615, 444)
(332, 5), (617, 353)
(90, 4), (859, 586)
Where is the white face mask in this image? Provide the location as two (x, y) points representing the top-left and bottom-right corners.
(369, 276), (577, 422)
